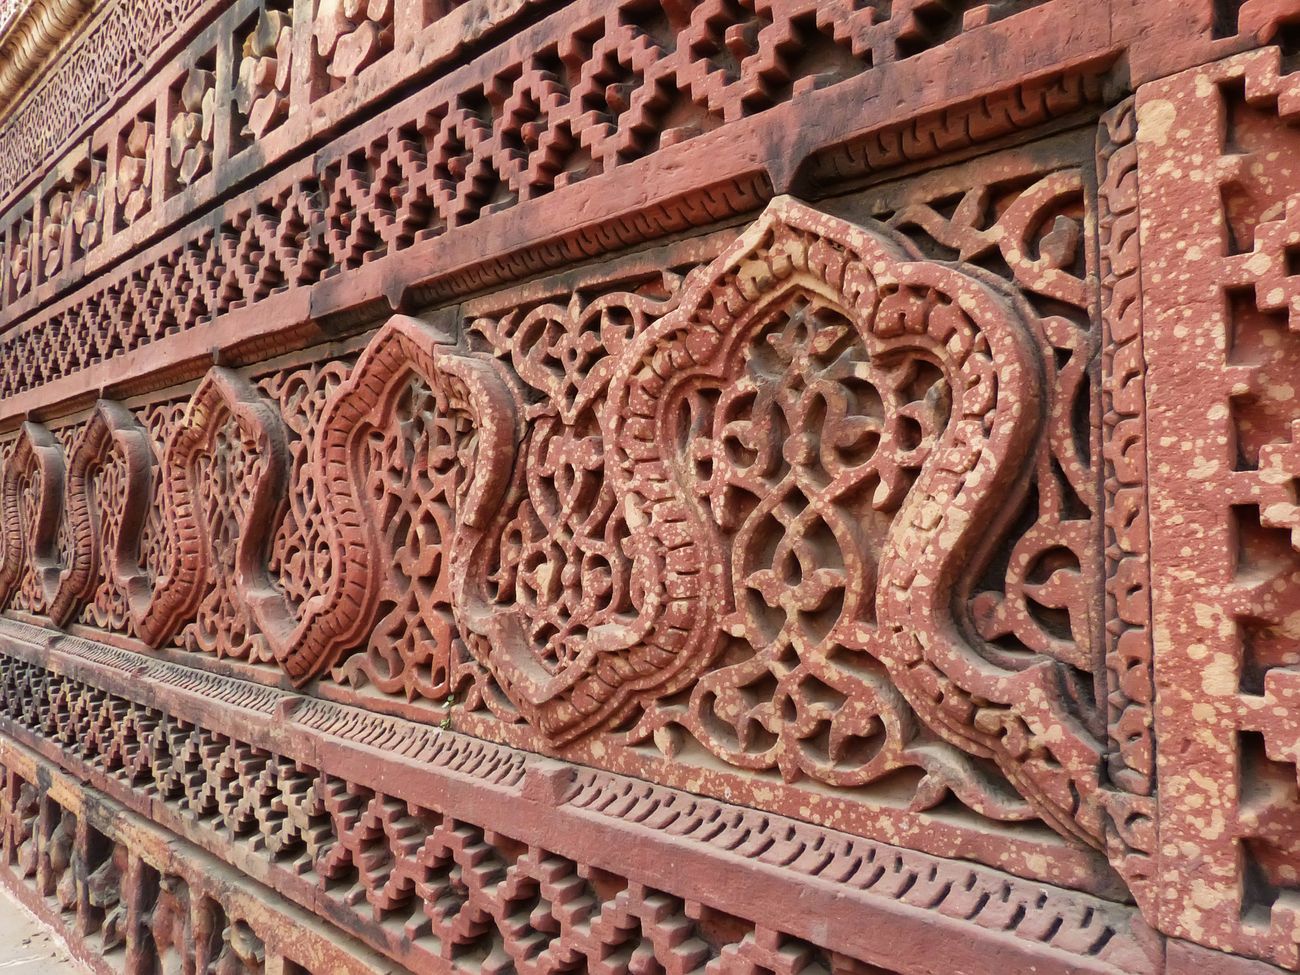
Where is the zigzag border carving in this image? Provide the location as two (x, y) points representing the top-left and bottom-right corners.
(0, 623), (1161, 975)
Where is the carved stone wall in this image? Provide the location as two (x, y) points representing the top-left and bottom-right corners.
(3, 2), (1300, 973)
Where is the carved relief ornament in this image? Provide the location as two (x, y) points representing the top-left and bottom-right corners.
(49, 400), (153, 627)
(0, 420), (64, 614)
(127, 368), (290, 648)
(0, 198), (1109, 852)
(304, 197), (1107, 845)
(589, 197), (1104, 845)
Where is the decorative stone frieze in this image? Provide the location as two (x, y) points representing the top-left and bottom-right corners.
(4, 2), (1300, 974)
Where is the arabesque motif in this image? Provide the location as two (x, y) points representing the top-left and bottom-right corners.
(8, 4), (1300, 972)
(0, 199), (1106, 853)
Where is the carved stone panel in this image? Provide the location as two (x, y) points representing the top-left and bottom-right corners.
(8, 3), (1300, 974)
(1138, 48), (1300, 970)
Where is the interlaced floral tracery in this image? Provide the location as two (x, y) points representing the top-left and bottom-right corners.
(333, 376), (465, 701)
(658, 296), (953, 786)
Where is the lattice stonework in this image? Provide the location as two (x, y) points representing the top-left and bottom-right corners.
(1, 2), (1300, 974)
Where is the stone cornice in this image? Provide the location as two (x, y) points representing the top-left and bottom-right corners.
(0, 0), (92, 118)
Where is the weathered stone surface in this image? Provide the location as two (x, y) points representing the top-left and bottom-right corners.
(1, 1), (1300, 973)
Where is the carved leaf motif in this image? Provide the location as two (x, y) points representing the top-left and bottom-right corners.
(41, 187), (70, 276)
(70, 160), (105, 253)
(315, 0), (391, 81)
(169, 68), (216, 186)
(8, 215), (31, 296)
(117, 118), (154, 224)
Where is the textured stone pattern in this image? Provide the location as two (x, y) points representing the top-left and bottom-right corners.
(4, 1), (1300, 974)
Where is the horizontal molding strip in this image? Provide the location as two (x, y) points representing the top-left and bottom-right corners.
(0, 618), (1156, 975)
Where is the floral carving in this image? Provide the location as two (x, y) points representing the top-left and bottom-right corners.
(20, 0), (1300, 968)
(144, 872), (196, 972)
(314, 0), (392, 83)
(211, 920), (265, 974)
(41, 184), (69, 277)
(235, 8), (292, 141)
(49, 401), (153, 630)
(579, 197), (1102, 844)
(37, 161), (107, 282)
(128, 368), (289, 652)
(7, 214), (31, 298)
(0, 197), (1112, 851)
(276, 314), (522, 684)
(457, 289), (672, 738)
(651, 300), (956, 785)
(116, 117), (154, 224)
(169, 66), (216, 186)
(85, 842), (128, 953)
(260, 361), (352, 620)
(70, 158), (105, 253)
(887, 172), (1103, 687)
(329, 372), (465, 701)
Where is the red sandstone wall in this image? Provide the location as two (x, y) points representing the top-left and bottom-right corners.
(0, 1), (1297, 973)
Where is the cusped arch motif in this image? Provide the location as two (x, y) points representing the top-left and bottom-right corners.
(6, 198), (1110, 851)
(269, 315), (523, 683)
(130, 368), (290, 649)
(48, 400), (154, 627)
(599, 196), (1104, 847)
(0, 421), (67, 616)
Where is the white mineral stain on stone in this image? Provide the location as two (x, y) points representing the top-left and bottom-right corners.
(1138, 99), (1178, 145)
(1244, 251), (1274, 277)
(1201, 653), (1236, 696)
